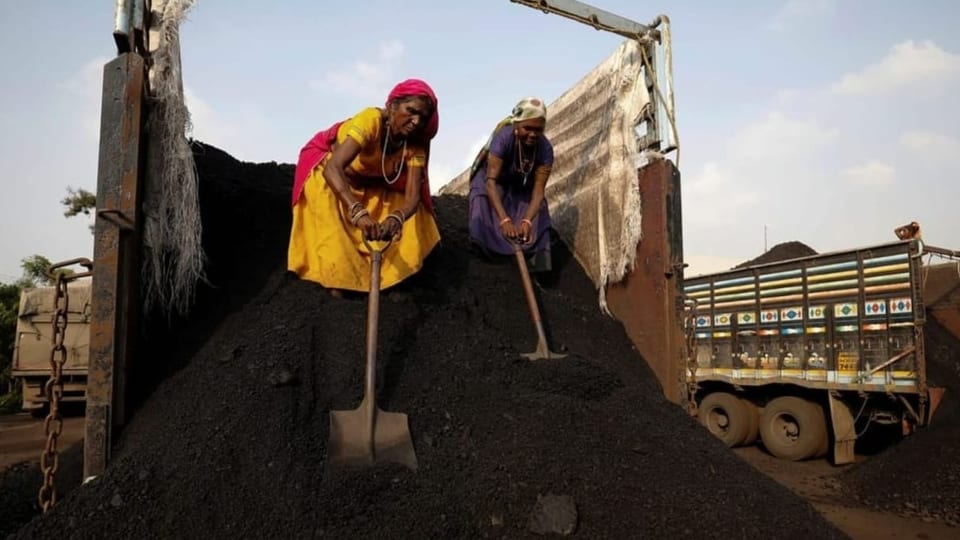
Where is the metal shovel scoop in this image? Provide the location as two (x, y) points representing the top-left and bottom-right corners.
(510, 236), (567, 361)
(327, 237), (418, 471)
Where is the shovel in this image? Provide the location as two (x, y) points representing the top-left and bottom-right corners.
(509, 234), (567, 361)
(327, 236), (418, 471)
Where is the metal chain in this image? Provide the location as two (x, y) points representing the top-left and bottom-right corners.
(37, 258), (92, 513)
(38, 271), (69, 512)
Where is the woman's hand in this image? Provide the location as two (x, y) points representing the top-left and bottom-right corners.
(356, 214), (380, 241)
(499, 218), (521, 242)
(381, 214), (403, 241)
(519, 219), (533, 244)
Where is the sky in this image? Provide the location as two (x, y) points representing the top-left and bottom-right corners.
(1, 0), (959, 283)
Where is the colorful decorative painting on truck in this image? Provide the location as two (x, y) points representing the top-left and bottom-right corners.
(681, 240), (924, 393)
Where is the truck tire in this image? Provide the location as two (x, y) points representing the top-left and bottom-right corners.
(698, 392), (752, 447)
(739, 397), (760, 446)
(759, 396), (828, 461)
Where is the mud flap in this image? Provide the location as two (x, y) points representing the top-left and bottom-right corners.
(927, 387), (947, 425)
(827, 392), (857, 465)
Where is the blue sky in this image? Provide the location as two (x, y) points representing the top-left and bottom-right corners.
(2, 0), (959, 283)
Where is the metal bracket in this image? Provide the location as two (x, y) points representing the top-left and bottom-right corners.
(97, 209), (136, 232)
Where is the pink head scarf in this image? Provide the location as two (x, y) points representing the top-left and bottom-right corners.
(291, 79), (440, 214)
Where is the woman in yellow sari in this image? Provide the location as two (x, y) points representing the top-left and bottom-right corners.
(288, 79), (441, 295)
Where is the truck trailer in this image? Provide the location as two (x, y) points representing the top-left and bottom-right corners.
(683, 239), (954, 464)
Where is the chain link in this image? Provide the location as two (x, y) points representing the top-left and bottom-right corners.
(38, 271), (69, 512)
(37, 258), (92, 514)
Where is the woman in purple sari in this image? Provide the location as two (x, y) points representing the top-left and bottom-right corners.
(468, 97), (555, 271)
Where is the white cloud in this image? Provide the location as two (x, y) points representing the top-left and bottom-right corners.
(184, 86), (227, 139)
(766, 0), (836, 31)
(182, 86), (283, 162)
(831, 40), (960, 96)
(840, 160), (897, 187)
(59, 56), (110, 143)
(431, 132), (492, 194)
(681, 110), (836, 228)
(684, 161), (761, 226)
(310, 40), (406, 100)
(733, 111), (839, 161)
(899, 131), (960, 162)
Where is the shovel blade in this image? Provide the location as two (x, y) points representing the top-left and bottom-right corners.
(521, 338), (568, 361)
(327, 407), (418, 471)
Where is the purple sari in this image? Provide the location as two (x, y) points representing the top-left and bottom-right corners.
(468, 125), (554, 257)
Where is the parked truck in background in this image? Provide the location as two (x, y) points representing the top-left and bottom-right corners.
(683, 238), (957, 464)
(11, 281), (92, 414)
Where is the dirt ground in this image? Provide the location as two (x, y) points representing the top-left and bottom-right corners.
(0, 408), (85, 538)
(0, 410), (84, 469)
(735, 447), (959, 540)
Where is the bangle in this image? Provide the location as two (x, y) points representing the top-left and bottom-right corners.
(392, 209), (406, 222)
(499, 217), (511, 226)
(348, 201), (363, 216)
(520, 219), (532, 226)
(350, 209), (369, 226)
(386, 213), (403, 227)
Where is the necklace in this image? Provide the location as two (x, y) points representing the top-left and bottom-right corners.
(515, 139), (536, 186)
(381, 122), (407, 185)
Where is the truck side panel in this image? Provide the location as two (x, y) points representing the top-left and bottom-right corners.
(683, 241), (924, 394)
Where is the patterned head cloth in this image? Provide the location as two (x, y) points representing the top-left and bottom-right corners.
(510, 96), (547, 123)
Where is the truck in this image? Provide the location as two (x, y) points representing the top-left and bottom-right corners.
(682, 238), (957, 464)
(11, 281), (92, 414)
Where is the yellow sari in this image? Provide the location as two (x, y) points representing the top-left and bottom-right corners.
(287, 107), (441, 291)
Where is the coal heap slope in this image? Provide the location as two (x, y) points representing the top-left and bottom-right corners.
(838, 316), (960, 526)
(12, 143), (846, 539)
(735, 241), (818, 269)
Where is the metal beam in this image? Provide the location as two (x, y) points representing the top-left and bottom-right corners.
(84, 52), (146, 480)
(509, 0), (662, 41)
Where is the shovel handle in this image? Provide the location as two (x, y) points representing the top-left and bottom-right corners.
(362, 236), (394, 256)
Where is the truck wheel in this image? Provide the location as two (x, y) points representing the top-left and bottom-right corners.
(759, 396), (828, 461)
(739, 397), (760, 446)
(698, 392), (751, 447)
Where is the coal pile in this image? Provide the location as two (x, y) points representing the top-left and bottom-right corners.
(838, 316), (960, 526)
(8, 143), (846, 539)
(735, 241), (817, 268)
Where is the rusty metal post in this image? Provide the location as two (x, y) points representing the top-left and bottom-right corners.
(604, 158), (686, 403)
(84, 52), (146, 480)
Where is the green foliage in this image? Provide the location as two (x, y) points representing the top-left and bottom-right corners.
(0, 388), (21, 414)
(0, 281), (21, 398)
(62, 186), (97, 234)
(62, 187), (97, 218)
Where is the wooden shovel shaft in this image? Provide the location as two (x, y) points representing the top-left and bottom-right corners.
(513, 246), (549, 345)
(364, 248), (383, 458)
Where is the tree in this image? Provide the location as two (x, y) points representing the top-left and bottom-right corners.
(62, 187), (97, 233)
(19, 255), (55, 287)
(0, 282), (20, 395)
(62, 187), (97, 218)
(17, 255), (73, 289)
